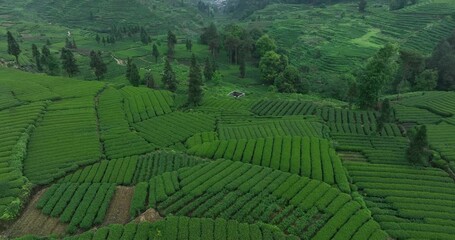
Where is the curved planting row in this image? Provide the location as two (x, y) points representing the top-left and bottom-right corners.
(346, 162), (455, 240)
(188, 137), (350, 192)
(133, 112), (216, 147)
(120, 86), (174, 123)
(251, 100), (377, 125)
(0, 102), (46, 220)
(59, 151), (207, 185)
(36, 183), (116, 233)
(218, 118), (326, 140)
(24, 102), (102, 185)
(130, 160), (387, 240)
(63, 216), (294, 240)
(98, 88), (155, 159)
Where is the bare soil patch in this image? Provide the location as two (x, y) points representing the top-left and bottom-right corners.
(3, 188), (67, 238)
(102, 186), (134, 226)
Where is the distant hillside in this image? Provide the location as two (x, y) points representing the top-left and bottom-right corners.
(11, 0), (209, 34)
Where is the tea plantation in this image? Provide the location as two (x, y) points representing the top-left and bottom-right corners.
(1, 0), (455, 239)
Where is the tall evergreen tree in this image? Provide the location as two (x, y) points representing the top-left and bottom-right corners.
(188, 54), (203, 106)
(41, 45), (59, 75)
(152, 43), (160, 63)
(7, 31), (21, 65)
(203, 57), (214, 81)
(359, 0), (367, 12)
(128, 63), (140, 87)
(60, 48), (79, 77)
(162, 59), (178, 92)
(186, 39), (193, 51)
(126, 58), (132, 80)
(407, 125), (429, 165)
(167, 31), (177, 59)
(89, 50), (107, 80)
(376, 99), (392, 133)
(32, 44), (42, 71)
(143, 71), (156, 89)
(239, 57), (246, 78)
(140, 27), (149, 44)
(96, 34), (101, 44)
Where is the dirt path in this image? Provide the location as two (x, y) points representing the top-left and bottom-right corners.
(102, 186), (134, 226)
(3, 189), (67, 238)
(112, 56), (126, 66)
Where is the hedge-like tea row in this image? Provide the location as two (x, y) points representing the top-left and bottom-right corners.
(188, 137), (350, 192)
(59, 151), (207, 185)
(36, 183), (116, 233)
(120, 86), (174, 123)
(332, 134), (409, 165)
(24, 105), (102, 184)
(218, 119), (326, 140)
(328, 122), (402, 137)
(346, 161), (455, 239)
(399, 91), (455, 117)
(393, 104), (442, 124)
(63, 216), (295, 240)
(427, 122), (455, 162)
(251, 100), (378, 125)
(134, 112), (216, 147)
(130, 160), (386, 240)
(185, 132), (218, 148)
(98, 88), (155, 159)
(0, 102), (46, 220)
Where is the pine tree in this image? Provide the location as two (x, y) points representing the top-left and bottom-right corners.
(126, 58), (132, 80)
(152, 43), (160, 63)
(41, 45), (59, 75)
(129, 63), (140, 87)
(407, 125), (429, 165)
(239, 57), (246, 78)
(140, 27), (149, 45)
(162, 58), (178, 92)
(60, 48), (79, 77)
(376, 99), (392, 133)
(188, 54), (203, 106)
(167, 30), (177, 59)
(102, 37), (106, 46)
(89, 50), (107, 80)
(96, 34), (101, 44)
(203, 57), (213, 81)
(186, 39), (193, 51)
(32, 44), (42, 71)
(359, 0), (367, 12)
(143, 71), (156, 89)
(72, 39), (77, 49)
(7, 31), (21, 65)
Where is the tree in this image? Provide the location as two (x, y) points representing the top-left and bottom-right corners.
(7, 31), (21, 65)
(188, 54), (203, 106)
(140, 27), (150, 45)
(41, 45), (59, 75)
(126, 58), (132, 81)
(358, 44), (399, 109)
(102, 37), (106, 46)
(274, 65), (308, 94)
(359, 0), (367, 12)
(259, 51), (288, 85)
(255, 34), (276, 58)
(96, 34), (101, 44)
(60, 48), (79, 77)
(427, 36), (455, 90)
(167, 31), (177, 59)
(143, 71), (156, 89)
(376, 99), (392, 133)
(128, 63), (141, 87)
(186, 39), (193, 51)
(390, 0), (407, 10)
(162, 58), (178, 92)
(152, 43), (160, 63)
(414, 69), (438, 91)
(201, 23), (220, 56)
(89, 50), (107, 80)
(407, 125), (430, 165)
(396, 50), (425, 91)
(203, 57), (214, 81)
(32, 44), (42, 71)
(239, 57), (246, 78)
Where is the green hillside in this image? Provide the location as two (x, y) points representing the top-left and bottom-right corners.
(2, 0), (455, 239)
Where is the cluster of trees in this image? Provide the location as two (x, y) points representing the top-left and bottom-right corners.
(427, 31), (455, 90)
(65, 37), (77, 49)
(95, 34), (117, 46)
(89, 51), (107, 80)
